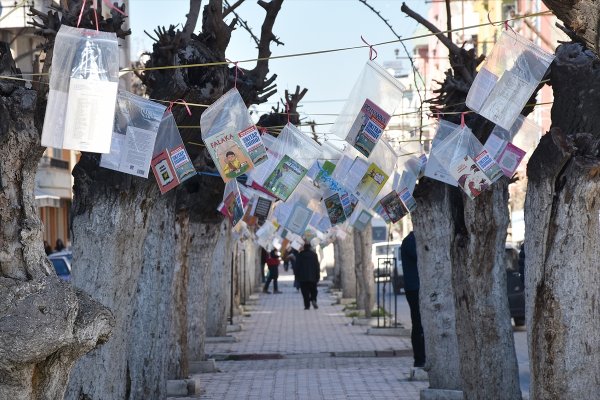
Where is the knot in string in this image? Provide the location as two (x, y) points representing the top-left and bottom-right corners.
(167, 99), (192, 116)
(226, 59), (245, 89)
(360, 36), (378, 61)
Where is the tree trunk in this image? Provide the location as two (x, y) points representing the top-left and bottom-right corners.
(205, 223), (233, 337)
(412, 180), (462, 391)
(0, 55), (112, 398)
(334, 230), (356, 298)
(525, 42), (600, 399)
(451, 181), (521, 400)
(354, 227), (374, 316)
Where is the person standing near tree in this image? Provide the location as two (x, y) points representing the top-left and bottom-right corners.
(295, 242), (320, 310)
(401, 231), (426, 368)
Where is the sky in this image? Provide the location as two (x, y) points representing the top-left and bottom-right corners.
(128, 0), (429, 135)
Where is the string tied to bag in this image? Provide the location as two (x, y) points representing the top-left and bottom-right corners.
(167, 99), (192, 116)
(78, 0), (126, 31)
(102, 0), (127, 17)
(360, 35), (378, 61)
(285, 102), (291, 125)
(226, 58), (245, 89)
(460, 112), (466, 128)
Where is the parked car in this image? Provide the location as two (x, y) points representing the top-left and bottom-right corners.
(372, 241), (401, 279)
(505, 245), (525, 326)
(48, 250), (72, 281)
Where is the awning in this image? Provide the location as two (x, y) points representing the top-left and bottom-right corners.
(35, 188), (61, 208)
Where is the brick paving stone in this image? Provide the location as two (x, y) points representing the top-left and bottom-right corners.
(198, 272), (426, 399)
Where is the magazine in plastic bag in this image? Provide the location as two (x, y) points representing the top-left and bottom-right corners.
(221, 180), (245, 227)
(41, 25), (120, 153)
(425, 120), (460, 186)
(150, 112), (196, 194)
(330, 61), (404, 157)
(354, 139), (397, 205)
(260, 123), (321, 201)
(100, 91), (165, 177)
(465, 30), (554, 130)
(200, 88), (268, 182)
(484, 115), (537, 177)
(434, 125), (503, 199)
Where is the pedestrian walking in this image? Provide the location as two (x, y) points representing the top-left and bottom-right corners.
(401, 231), (426, 368)
(294, 242), (320, 310)
(263, 249), (282, 294)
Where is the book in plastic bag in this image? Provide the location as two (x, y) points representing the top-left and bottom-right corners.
(466, 30), (554, 130)
(425, 119), (460, 186)
(41, 26), (120, 153)
(100, 91), (166, 177)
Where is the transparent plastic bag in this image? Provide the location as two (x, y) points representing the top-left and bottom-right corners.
(100, 91), (166, 177)
(353, 139), (397, 205)
(220, 180), (245, 227)
(42, 26), (120, 153)
(150, 112), (196, 194)
(434, 126), (503, 199)
(466, 30), (554, 130)
(307, 140), (342, 182)
(259, 123), (322, 201)
(330, 61), (404, 157)
(484, 115), (533, 177)
(200, 88), (268, 182)
(283, 201), (314, 236)
(425, 120), (460, 186)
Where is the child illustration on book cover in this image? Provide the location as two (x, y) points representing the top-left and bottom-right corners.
(217, 143), (251, 180)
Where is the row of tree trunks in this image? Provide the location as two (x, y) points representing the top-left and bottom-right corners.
(524, 41), (600, 399)
(411, 181), (462, 391)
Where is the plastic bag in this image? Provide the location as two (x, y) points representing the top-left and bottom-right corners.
(349, 204), (374, 232)
(100, 91), (166, 177)
(307, 140), (342, 182)
(425, 120), (460, 186)
(466, 30), (554, 130)
(259, 123), (321, 201)
(353, 139), (397, 205)
(330, 61), (404, 157)
(150, 112), (196, 194)
(41, 26), (120, 153)
(435, 125), (503, 199)
(200, 88), (268, 182)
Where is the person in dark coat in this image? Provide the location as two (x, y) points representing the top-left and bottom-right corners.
(294, 243), (320, 309)
(401, 231), (426, 368)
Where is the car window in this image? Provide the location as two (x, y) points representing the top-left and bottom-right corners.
(51, 258), (70, 276)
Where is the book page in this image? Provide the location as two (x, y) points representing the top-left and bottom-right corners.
(449, 155), (492, 200)
(118, 126), (157, 177)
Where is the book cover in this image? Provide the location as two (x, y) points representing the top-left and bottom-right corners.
(399, 188), (417, 212)
(379, 191), (409, 223)
(353, 210), (373, 231)
(285, 203), (313, 236)
(238, 125), (268, 167)
(263, 155), (308, 201)
(355, 163), (389, 205)
(340, 191), (358, 218)
(324, 192), (347, 225)
(497, 142), (526, 177)
(373, 202), (392, 224)
(151, 149), (179, 194)
(347, 99), (391, 157)
(450, 155), (493, 200)
(474, 149), (503, 182)
(223, 188), (244, 227)
(252, 196), (273, 226)
(314, 160), (336, 187)
(169, 145), (196, 183)
(207, 131), (253, 182)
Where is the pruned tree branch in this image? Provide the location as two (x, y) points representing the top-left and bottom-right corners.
(182, 0), (203, 42)
(223, 0), (245, 17)
(224, 0), (259, 46)
(445, 0), (452, 42)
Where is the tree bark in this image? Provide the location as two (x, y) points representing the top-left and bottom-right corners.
(334, 230), (357, 298)
(205, 223), (233, 337)
(525, 42), (600, 399)
(0, 48), (113, 400)
(542, 0), (600, 57)
(354, 227), (374, 317)
(412, 180), (462, 391)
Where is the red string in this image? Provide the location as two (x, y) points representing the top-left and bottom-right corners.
(102, 0), (127, 16)
(360, 36), (378, 61)
(77, 0), (87, 27)
(226, 58), (245, 89)
(460, 112), (466, 127)
(167, 99), (192, 116)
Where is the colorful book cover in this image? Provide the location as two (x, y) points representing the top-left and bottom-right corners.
(450, 155), (493, 200)
(169, 145), (196, 183)
(207, 131), (253, 182)
(223, 188), (245, 227)
(347, 99), (391, 157)
(263, 155), (308, 201)
(324, 192), (347, 225)
(353, 210), (373, 231)
(252, 196), (273, 226)
(355, 163), (389, 205)
(373, 202), (391, 224)
(151, 149), (179, 194)
(497, 142), (526, 177)
(475, 149), (503, 182)
(379, 191), (409, 223)
(238, 126), (268, 167)
(314, 160), (336, 187)
(340, 191), (358, 218)
(399, 188), (417, 212)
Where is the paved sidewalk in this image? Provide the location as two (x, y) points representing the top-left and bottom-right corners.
(196, 271), (427, 399)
